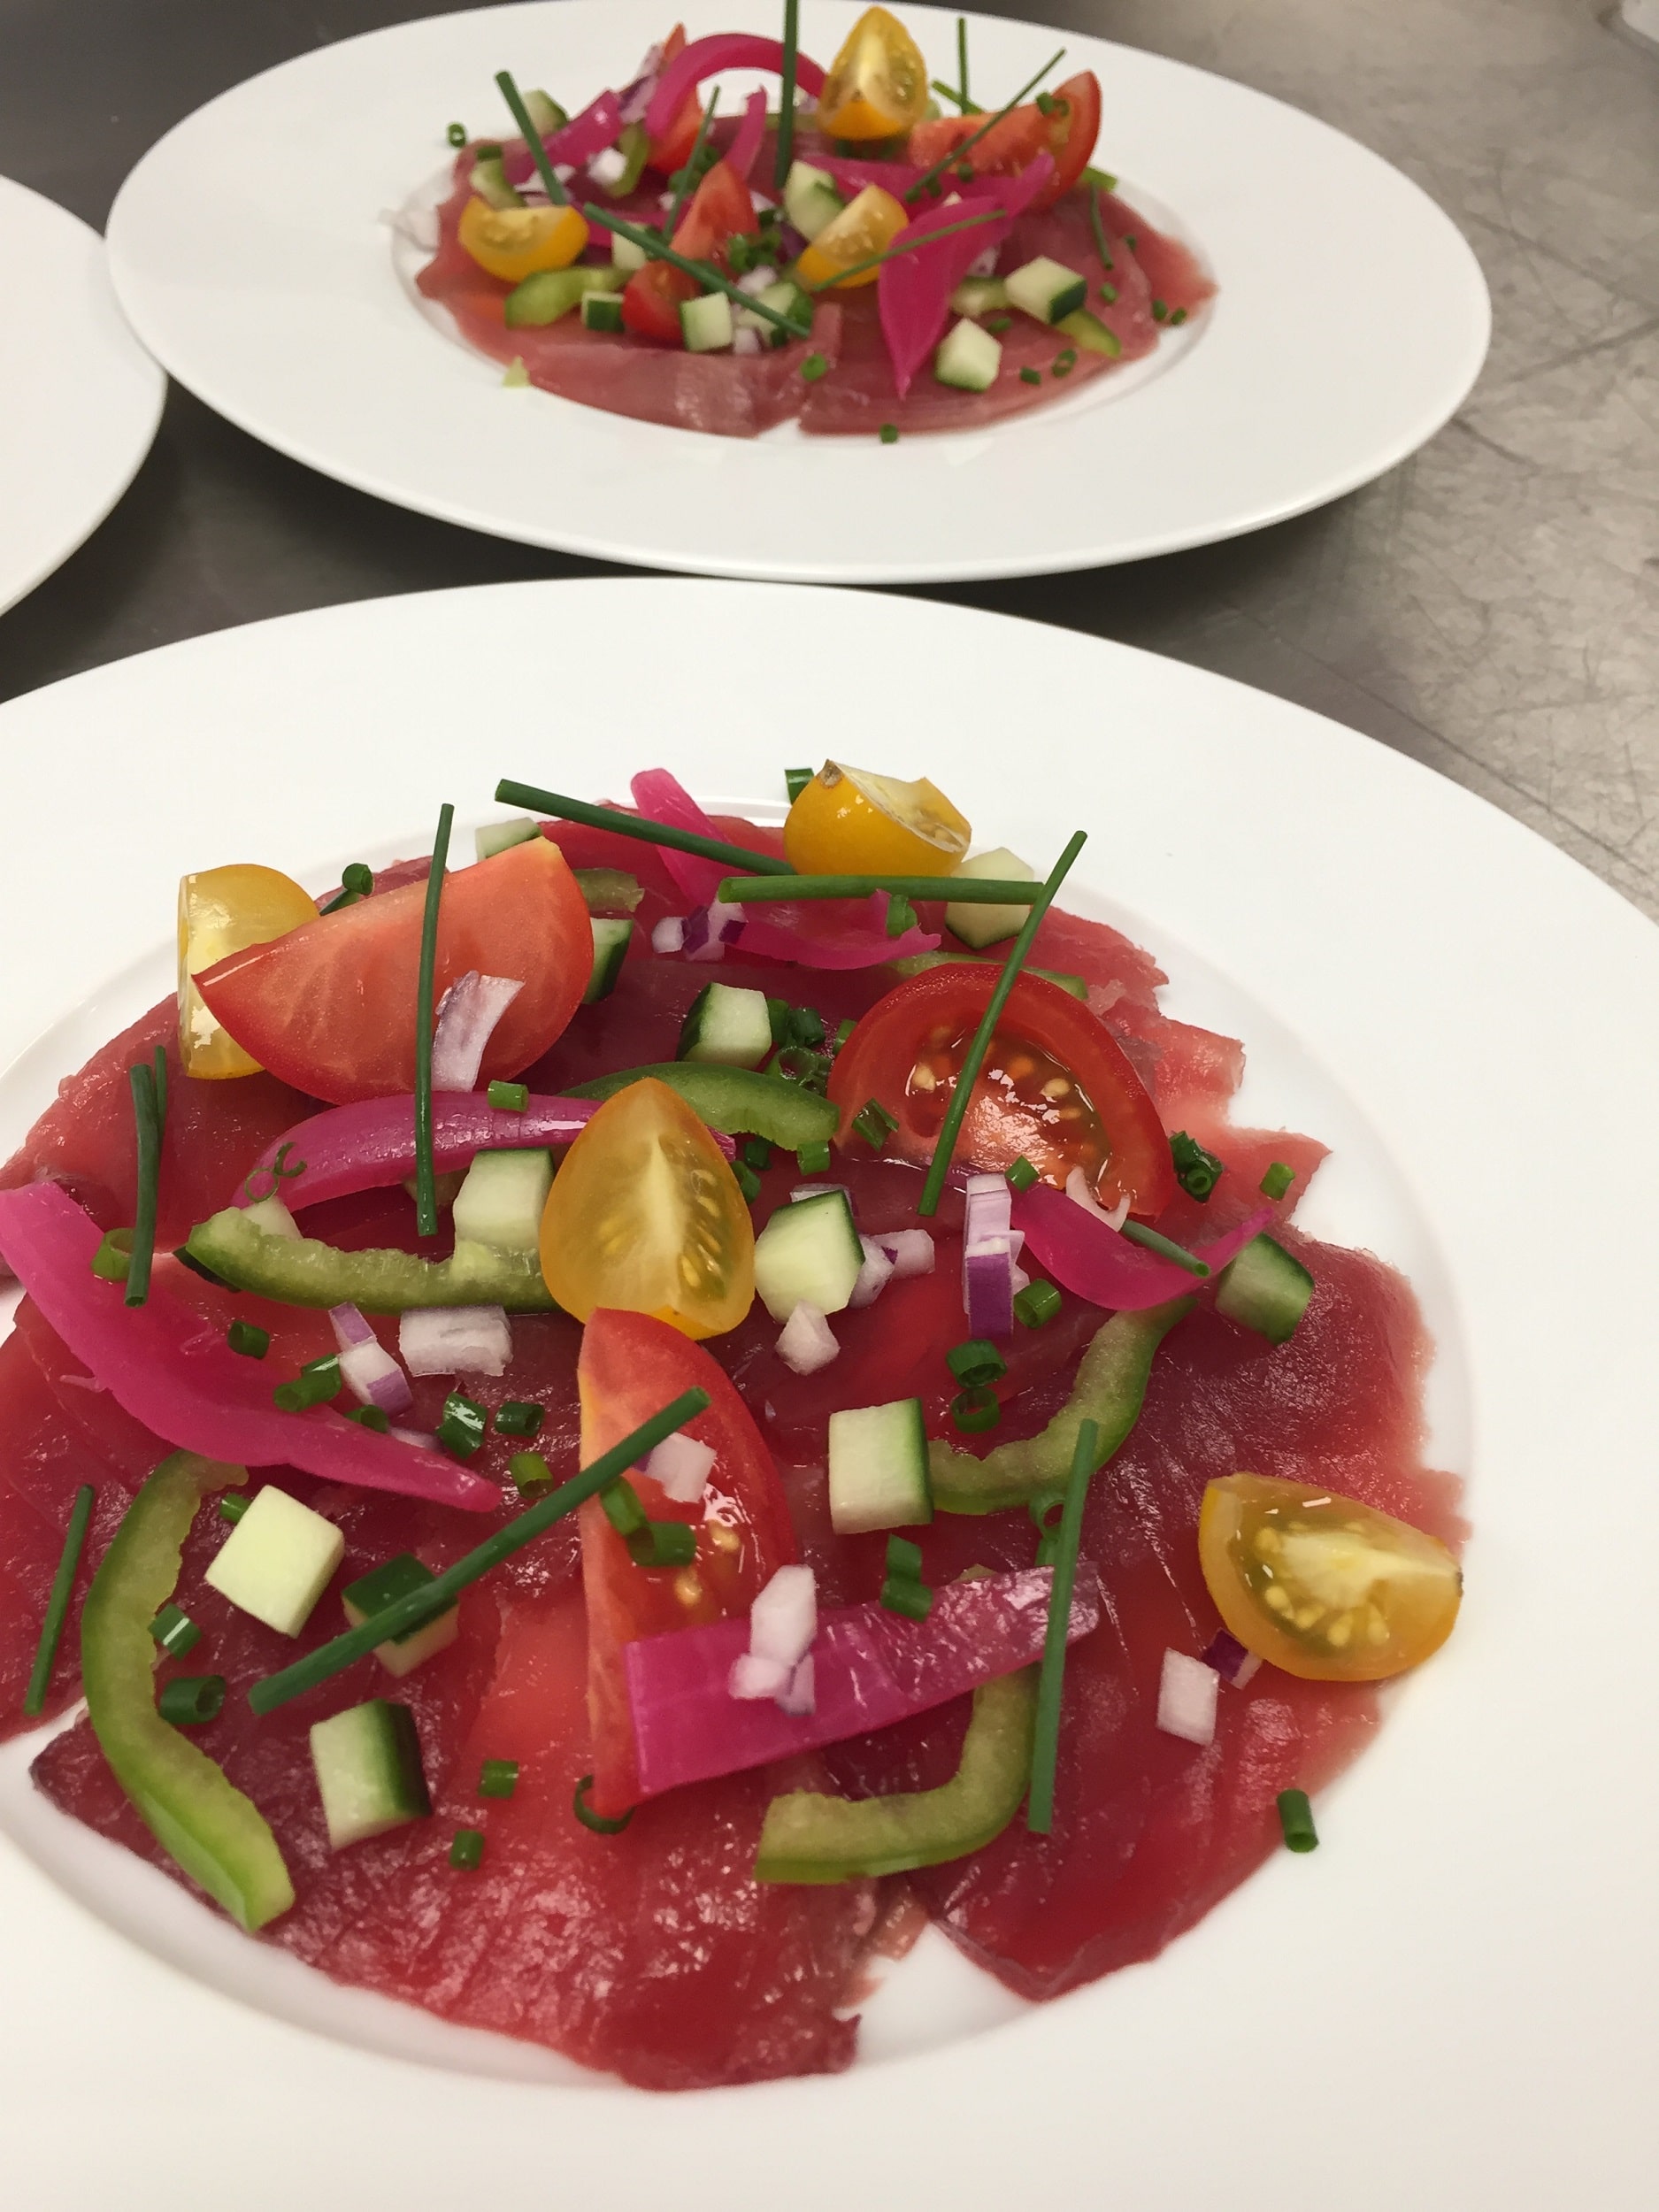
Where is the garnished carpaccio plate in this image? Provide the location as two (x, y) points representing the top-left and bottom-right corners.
(101, 0), (1488, 583)
(0, 580), (1653, 2209)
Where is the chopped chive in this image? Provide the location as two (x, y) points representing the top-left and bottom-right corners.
(219, 1493), (251, 1525)
(986, 311), (1012, 330)
(1014, 1279), (1062, 1329)
(918, 831), (1087, 1216)
(950, 1386), (1001, 1434)
(449, 1826), (486, 1870)
(1088, 181), (1113, 271)
(1051, 356), (1073, 377)
(226, 1318), (270, 1359)
(1125, 234), (1138, 250)
(273, 1354), (342, 1413)
(765, 995), (793, 1046)
(774, 0), (800, 188)
(627, 1518), (697, 1569)
(157, 1674), (227, 1727)
(741, 1135), (774, 1171)
(886, 891), (916, 936)
(1026, 1416), (1097, 1832)
(573, 1773), (633, 1834)
(1170, 306), (1187, 326)
(249, 1386), (710, 1713)
(833, 1017), (856, 1049)
(478, 1757), (519, 1800)
(319, 863), (374, 915)
(509, 1449), (553, 1491)
(734, 1159), (762, 1202)
(149, 1602), (201, 1660)
(948, 1339), (1008, 1388)
(801, 350), (829, 380)
(795, 1138), (831, 1175)
(90, 1227), (134, 1282)
(879, 1575), (934, 1620)
(493, 1400), (543, 1439)
(1119, 1220), (1209, 1277)
(124, 1058), (164, 1308)
(772, 1044), (831, 1087)
(447, 121), (466, 148)
(1151, 299), (1168, 322)
(1260, 1161), (1295, 1201)
(1099, 281), (1118, 303)
(488, 1079), (529, 1111)
(1082, 165), (1118, 191)
(716, 873), (1041, 904)
(585, 206), (812, 339)
(784, 766), (813, 803)
(1019, 365), (1041, 385)
(906, 49), (1065, 203)
(958, 12), (972, 105)
(663, 86), (719, 239)
(414, 802), (455, 1239)
(931, 80), (979, 112)
(22, 1483), (96, 1717)
(803, 208), (1003, 292)
(852, 1098), (898, 1150)
(494, 781), (795, 877)
(242, 1138), (306, 1206)
(1006, 1156), (1040, 1194)
(600, 1477), (647, 1538)
(887, 1535), (925, 1580)
(786, 1002), (826, 1049)
(1171, 1131), (1225, 1202)
(1277, 1788), (1318, 1851)
(495, 71), (570, 204)
(436, 1389), (487, 1459)
(879, 423), (900, 444)
(344, 1404), (390, 1432)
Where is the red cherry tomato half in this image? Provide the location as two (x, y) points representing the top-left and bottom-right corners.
(827, 964), (1175, 1219)
(195, 834), (591, 1105)
(645, 23), (705, 175)
(672, 158), (757, 267)
(906, 71), (1101, 211)
(621, 258), (700, 342)
(577, 1309), (796, 1814)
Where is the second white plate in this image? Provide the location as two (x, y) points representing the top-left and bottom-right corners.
(104, 0), (1489, 583)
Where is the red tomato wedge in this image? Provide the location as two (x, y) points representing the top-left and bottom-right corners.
(827, 964), (1176, 1218)
(646, 24), (704, 174)
(907, 71), (1101, 211)
(577, 1310), (796, 1816)
(672, 158), (756, 265)
(620, 258), (700, 343)
(195, 834), (591, 1104)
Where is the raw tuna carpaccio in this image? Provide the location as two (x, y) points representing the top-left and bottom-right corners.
(0, 816), (1457, 2087)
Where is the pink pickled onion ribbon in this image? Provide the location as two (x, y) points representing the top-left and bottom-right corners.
(235, 1092), (734, 1213)
(817, 154), (929, 198)
(629, 769), (941, 969)
(500, 90), (624, 185)
(1012, 1189), (1276, 1311)
(0, 1184), (498, 1511)
(726, 88), (769, 186)
(643, 34), (826, 142)
(879, 154), (1055, 399)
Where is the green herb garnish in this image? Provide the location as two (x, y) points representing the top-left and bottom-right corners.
(157, 1675), (227, 1726)
(479, 1758), (519, 1800)
(488, 1079), (529, 1111)
(226, 1319), (270, 1359)
(1260, 1161), (1295, 1201)
(717, 872), (1040, 903)
(573, 1774), (633, 1833)
(1026, 1415), (1097, 1832)
(413, 803), (455, 1238)
(1013, 1279), (1061, 1328)
(905, 48), (1065, 204)
(22, 1484), (96, 1717)
(449, 1826), (486, 1870)
(1118, 1220), (1209, 1277)
(495, 70), (570, 204)
(1278, 1788), (1318, 1851)
(588, 206), (812, 340)
(1170, 1131), (1225, 1202)
(775, 0), (801, 188)
(495, 781), (795, 876)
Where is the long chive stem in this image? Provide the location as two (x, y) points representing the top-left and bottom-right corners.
(124, 1059), (163, 1307)
(663, 87), (719, 239)
(918, 831), (1086, 1215)
(905, 47), (1065, 203)
(249, 1386), (710, 1715)
(582, 207), (812, 337)
(494, 780), (796, 874)
(1119, 1219), (1210, 1277)
(718, 872), (1040, 903)
(931, 80), (979, 112)
(803, 207), (1004, 291)
(774, 0), (801, 188)
(495, 70), (570, 204)
(23, 1484), (96, 1717)
(413, 803), (455, 1238)
(1026, 1416), (1096, 1832)
(1088, 180), (1112, 271)
(957, 15), (972, 106)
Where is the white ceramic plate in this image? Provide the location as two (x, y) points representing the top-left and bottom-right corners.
(104, 1), (1488, 584)
(0, 175), (165, 619)
(3, 583), (1654, 2208)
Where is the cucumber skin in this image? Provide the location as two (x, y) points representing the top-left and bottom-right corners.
(1214, 1235), (1314, 1345)
(185, 1207), (556, 1313)
(565, 1063), (838, 1148)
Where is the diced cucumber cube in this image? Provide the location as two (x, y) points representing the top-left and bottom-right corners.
(934, 317), (1002, 393)
(520, 88), (567, 137)
(1005, 256), (1088, 326)
(612, 229), (648, 272)
(782, 159), (845, 242)
(736, 279), (810, 348)
(949, 275), (1009, 317)
(470, 155), (523, 211)
(678, 981), (773, 1069)
(945, 848), (1039, 949)
(681, 291), (734, 353)
(1215, 1234), (1315, 1345)
(828, 1398), (933, 1534)
(204, 1485), (344, 1637)
(754, 1188), (864, 1321)
(475, 816), (539, 861)
(342, 1553), (458, 1678)
(584, 917), (632, 1004)
(581, 291), (626, 334)
(309, 1700), (431, 1848)
(451, 1148), (553, 1256)
(1055, 305), (1122, 357)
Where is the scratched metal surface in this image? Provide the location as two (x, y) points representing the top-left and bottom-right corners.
(1, 0), (1655, 915)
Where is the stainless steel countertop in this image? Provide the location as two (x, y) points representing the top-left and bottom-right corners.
(3, 0), (1655, 917)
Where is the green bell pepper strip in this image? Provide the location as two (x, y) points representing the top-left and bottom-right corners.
(184, 1209), (555, 1313)
(930, 1299), (1193, 1513)
(565, 1063), (839, 1149)
(81, 1451), (295, 1932)
(754, 1667), (1036, 1883)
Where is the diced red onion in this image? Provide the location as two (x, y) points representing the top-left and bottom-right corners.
(1010, 1261), (1032, 1296)
(643, 33), (826, 141)
(588, 144), (629, 190)
(397, 1305), (512, 1378)
(390, 1426), (440, 1453)
(1156, 1649), (1220, 1746)
(778, 1655), (815, 1716)
(643, 1431), (716, 1505)
(244, 1194), (301, 1240)
(651, 915), (686, 955)
(736, 265), (779, 296)
(338, 1335), (414, 1417)
(1202, 1628), (1263, 1687)
(327, 1301), (375, 1350)
(874, 1228), (935, 1279)
(729, 1652), (792, 1701)
(733, 326), (763, 356)
(849, 1235), (895, 1309)
(1015, 1188), (1276, 1313)
(431, 971), (524, 1092)
(1067, 1165), (1129, 1232)
(776, 1301), (838, 1374)
(681, 900), (746, 963)
(963, 1173), (1016, 1336)
(966, 245), (999, 277)
(749, 1563), (817, 1670)
(617, 43), (662, 127)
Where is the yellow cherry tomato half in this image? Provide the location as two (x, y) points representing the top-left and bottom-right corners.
(177, 864), (319, 1079)
(1198, 1474), (1463, 1683)
(794, 185), (910, 290)
(457, 196), (589, 283)
(539, 1078), (754, 1340)
(783, 760), (972, 878)
(816, 5), (930, 142)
